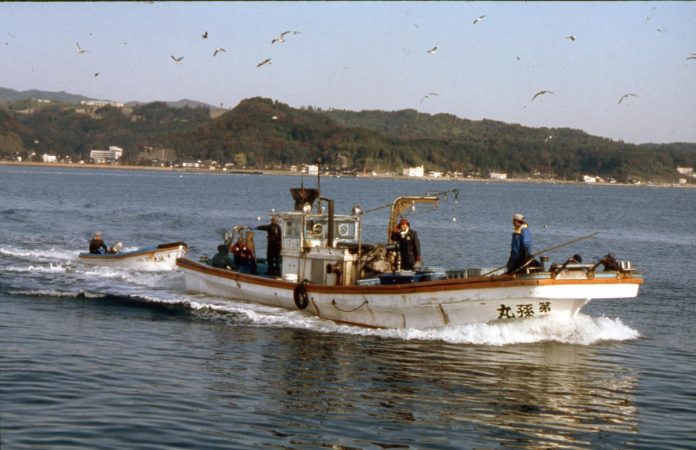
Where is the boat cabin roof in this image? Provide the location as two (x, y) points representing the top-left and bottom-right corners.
(273, 211), (360, 248)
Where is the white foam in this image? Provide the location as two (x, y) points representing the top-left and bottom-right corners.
(8, 289), (105, 299)
(373, 314), (640, 345)
(0, 246), (78, 262)
(4, 263), (72, 273)
(173, 295), (640, 345)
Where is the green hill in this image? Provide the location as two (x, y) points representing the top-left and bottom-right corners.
(1, 94), (695, 182)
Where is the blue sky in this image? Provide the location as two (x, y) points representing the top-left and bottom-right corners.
(1, 1), (695, 144)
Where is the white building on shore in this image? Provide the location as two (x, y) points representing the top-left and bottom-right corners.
(403, 166), (424, 177)
(80, 100), (124, 108)
(90, 146), (123, 163)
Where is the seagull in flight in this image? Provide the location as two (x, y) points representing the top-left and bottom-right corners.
(202, 31), (208, 39)
(257, 58), (272, 67)
(473, 15), (486, 24)
(272, 31), (300, 44)
(420, 92), (439, 103)
(171, 55), (184, 64)
(618, 93), (637, 104)
(531, 90), (554, 102)
(94, 72), (100, 77)
(75, 42), (89, 54)
(566, 35), (576, 41)
(213, 47), (226, 57)
(426, 46), (438, 54)
(544, 135), (553, 143)
(645, 7), (656, 23)
(687, 54), (696, 61)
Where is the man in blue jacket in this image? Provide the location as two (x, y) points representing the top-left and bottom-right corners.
(506, 213), (533, 274)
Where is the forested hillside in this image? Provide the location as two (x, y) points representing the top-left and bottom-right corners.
(1, 95), (695, 182)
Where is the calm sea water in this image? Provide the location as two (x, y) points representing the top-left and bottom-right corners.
(1, 166), (694, 449)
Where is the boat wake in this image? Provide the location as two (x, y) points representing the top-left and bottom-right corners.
(0, 245), (78, 262)
(180, 295), (640, 346)
(1, 243), (641, 346)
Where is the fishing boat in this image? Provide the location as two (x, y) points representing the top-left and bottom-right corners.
(177, 187), (642, 329)
(79, 241), (189, 271)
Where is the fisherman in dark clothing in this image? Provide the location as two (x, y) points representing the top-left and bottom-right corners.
(89, 232), (108, 254)
(390, 218), (421, 271)
(256, 217), (282, 275)
(211, 244), (235, 270)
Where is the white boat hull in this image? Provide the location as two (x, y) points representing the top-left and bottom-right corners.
(177, 258), (642, 329)
(79, 242), (188, 271)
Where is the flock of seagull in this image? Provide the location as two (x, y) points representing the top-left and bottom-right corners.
(420, 15), (651, 108)
(8, 9), (689, 114)
(164, 30), (301, 70)
(67, 29), (303, 73)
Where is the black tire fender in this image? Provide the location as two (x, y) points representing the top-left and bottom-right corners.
(293, 280), (310, 310)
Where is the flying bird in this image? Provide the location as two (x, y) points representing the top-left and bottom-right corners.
(618, 93), (637, 104)
(75, 42), (89, 54)
(473, 15), (486, 24)
(213, 47), (226, 57)
(531, 90), (554, 102)
(94, 72), (100, 77)
(426, 46), (438, 54)
(202, 31), (208, 39)
(7, 32), (16, 38)
(544, 135), (553, 143)
(687, 55), (696, 60)
(566, 35), (576, 41)
(272, 31), (300, 44)
(645, 7), (656, 23)
(257, 58), (271, 67)
(420, 92), (439, 103)
(171, 55), (184, 63)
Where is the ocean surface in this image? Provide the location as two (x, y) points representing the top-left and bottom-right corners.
(1, 165), (694, 449)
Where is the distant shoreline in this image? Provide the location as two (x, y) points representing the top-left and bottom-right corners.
(1, 161), (693, 189)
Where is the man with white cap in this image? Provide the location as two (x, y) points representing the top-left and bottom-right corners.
(506, 213), (534, 273)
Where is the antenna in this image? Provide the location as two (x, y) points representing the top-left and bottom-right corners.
(316, 159), (321, 213)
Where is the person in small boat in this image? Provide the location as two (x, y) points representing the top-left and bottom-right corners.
(89, 232), (109, 254)
(230, 236), (257, 274)
(390, 218), (421, 271)
(505, 213), (540, 274)
(211, 244), (236, 270)
(256, 217), (282, 275)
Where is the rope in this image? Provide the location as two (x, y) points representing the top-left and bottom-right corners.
(331, 299), (368, 312)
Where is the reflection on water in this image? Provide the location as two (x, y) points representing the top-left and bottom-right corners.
(203, 326), (638, 448)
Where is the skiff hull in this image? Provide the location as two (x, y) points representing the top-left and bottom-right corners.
(177, 258), (642, 329)
(79, 242), (188, 271)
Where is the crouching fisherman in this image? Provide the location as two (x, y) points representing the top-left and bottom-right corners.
(210, 244), (236, 270)
(230, 236), (258, 274)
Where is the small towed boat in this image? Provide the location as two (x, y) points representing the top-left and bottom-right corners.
(177, 187), (643, 329)
(79, 241), (188, 271)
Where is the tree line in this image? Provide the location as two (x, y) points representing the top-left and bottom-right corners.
(1, 96), (695, 182)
